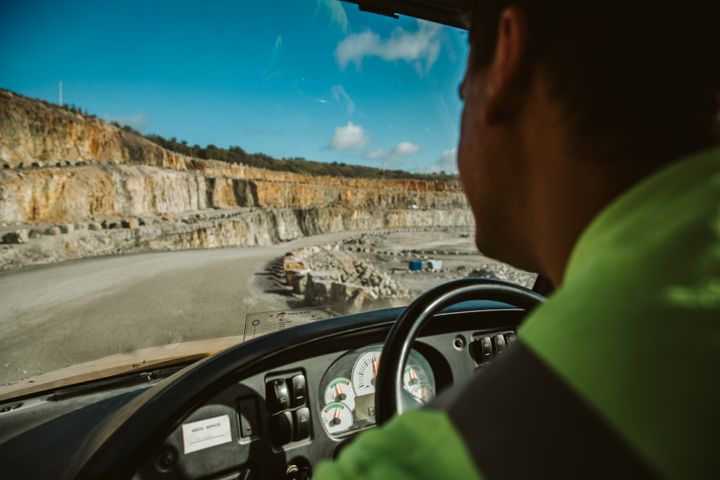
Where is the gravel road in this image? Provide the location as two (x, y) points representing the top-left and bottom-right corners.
(0, 232), (362, 385)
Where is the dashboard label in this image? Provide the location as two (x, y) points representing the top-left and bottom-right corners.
(182, 414), (232, 454)
(244, 308), (334, 341)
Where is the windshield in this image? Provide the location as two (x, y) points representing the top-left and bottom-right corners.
(0, 0), (536, 389)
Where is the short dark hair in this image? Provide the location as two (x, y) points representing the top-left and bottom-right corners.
(468, 1), (720, 163)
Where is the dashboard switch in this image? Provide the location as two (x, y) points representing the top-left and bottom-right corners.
(266, 379), (291, 413)
(270, 411), (294, 445)
(480, 336), (493, 360)
(238, 397), (259, 438)
(470, 336), (494, 364)
(493, 334), (507, 353)
(505, 333), (517, 344)
(294, 407), (311, 440)
(290, 375), (307, 407)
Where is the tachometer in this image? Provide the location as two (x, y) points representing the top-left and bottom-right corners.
(351, 350), (380, 396)
(324, 377), (356, 411)
(320, 402), (353, 434)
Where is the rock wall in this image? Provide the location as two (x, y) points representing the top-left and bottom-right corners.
(0, 89), (472, 270)
(0, 164), (467, 226)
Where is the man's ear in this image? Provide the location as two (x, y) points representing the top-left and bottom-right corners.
(484, 7), (528, 125)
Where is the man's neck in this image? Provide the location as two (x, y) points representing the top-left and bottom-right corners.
(524, 146), (662, 286)
(507, 73), (677, 286)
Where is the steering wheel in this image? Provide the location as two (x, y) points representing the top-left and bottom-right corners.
(375, 277), (546, 425)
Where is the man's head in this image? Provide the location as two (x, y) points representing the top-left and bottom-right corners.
(457, 1), (719, 280)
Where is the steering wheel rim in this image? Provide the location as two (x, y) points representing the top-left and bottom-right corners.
(375, 277), (546, 425)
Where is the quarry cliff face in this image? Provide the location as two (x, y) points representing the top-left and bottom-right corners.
(0, 89), (472, 269)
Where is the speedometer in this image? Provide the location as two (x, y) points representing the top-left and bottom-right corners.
(351, 350), (380, 396)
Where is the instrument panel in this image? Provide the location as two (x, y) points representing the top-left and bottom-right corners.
(317, 345), (435, 437)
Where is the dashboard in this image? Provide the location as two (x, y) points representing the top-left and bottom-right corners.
(0, 303), (525, 480)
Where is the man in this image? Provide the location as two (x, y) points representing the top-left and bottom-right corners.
(317, 1), (719, 478)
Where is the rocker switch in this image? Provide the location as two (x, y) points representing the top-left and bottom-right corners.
(493, 334), (507, 353)
(269, 411), (294, 445)
(290, 375), (307, 407)
(294, 407), (311, 440)
(480, 336), (493, 359)
(266, 379), (291, 413)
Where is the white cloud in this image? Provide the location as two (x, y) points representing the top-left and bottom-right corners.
(335, 20), (442, 75)
(328, 122), (369, 150)
(271, 35), (283, 62)
(331, 85), (355, 115)
(425, 148), (458, 173)
(391, 141), (420, 156)
(365, 149), (387, 159)
(363, 142), (420, 161)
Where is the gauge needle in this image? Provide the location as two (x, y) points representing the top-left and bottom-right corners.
(371, 356), (378, 385)
(332, 406), (342, 425)
(335, 384), (345, 401)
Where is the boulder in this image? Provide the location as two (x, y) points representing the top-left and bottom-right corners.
(292, 275), (308, 295)
(2, 230), (29, 244)
(121, 218), (140, 229)
(329, 282), (351, 305)
(304, 275), (334, 306)
(346, 287), (371, 313)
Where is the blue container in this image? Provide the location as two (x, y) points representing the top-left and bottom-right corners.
(409, 259), (423, 271)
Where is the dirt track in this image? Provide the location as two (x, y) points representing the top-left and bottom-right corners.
(0, 232), (362, 385)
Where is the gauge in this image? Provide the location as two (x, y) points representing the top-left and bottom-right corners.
(352, 350), (381, 396)
(409, 382), (435, 404)
(320, 402), (354, 435)
(324, 377), (356, 411)
(403, 365), (426, 390)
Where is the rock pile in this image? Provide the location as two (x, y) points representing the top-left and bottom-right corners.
(282, 244), (409, 313)
(337, 228), (477, 258)
(468, 263), (537, 289)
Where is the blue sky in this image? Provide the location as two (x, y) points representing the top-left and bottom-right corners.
(1, 0), (469, 173)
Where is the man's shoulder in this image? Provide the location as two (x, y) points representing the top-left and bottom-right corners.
(517, 147), (720, 480)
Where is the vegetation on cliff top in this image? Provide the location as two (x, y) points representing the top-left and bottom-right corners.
(138, 132), (458, 181)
